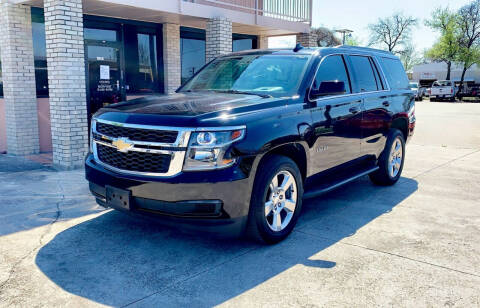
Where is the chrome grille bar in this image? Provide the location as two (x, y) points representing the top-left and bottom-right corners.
(92, 119), (192, 177)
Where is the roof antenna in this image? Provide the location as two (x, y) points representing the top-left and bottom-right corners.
(293, 43), (303, 52)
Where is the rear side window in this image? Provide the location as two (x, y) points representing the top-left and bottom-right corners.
(312, 55), (351, 95)
(433, 81), (452, 87)
(370, 58), (385, 90)
(380, 57), (409, 90)
(348, 55), (378, 92)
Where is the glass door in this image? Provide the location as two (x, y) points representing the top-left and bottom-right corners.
(86, 42), (124, 117)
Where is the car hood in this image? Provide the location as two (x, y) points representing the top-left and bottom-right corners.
(94, 92), (293, 127)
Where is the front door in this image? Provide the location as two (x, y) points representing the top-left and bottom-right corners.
(86, 43), (124, 118)
(309, 54), (363, 173)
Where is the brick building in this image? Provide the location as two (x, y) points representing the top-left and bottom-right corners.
(0, 0), (315, 168)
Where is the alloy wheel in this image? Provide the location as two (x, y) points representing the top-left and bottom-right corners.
(388, 137), (403, 178)
(264, 170), (298, 232)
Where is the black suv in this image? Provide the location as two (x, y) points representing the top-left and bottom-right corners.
(86, 46), (415, 243)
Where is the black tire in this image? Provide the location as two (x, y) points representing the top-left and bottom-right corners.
(247, 155), (303, 244)
(369, 129), (405, 186)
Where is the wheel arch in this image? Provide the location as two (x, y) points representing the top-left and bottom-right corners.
(257, 142), (308, 182)
(391, 116), (408, 142)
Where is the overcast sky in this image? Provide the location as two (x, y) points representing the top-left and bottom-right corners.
(270, 0), (472, 51)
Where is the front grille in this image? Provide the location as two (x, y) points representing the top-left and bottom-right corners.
(96, 122), (178, 143)
(97, 144), (171, 173)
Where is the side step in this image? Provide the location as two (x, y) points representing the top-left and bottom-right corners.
(303, 166), (379, 200)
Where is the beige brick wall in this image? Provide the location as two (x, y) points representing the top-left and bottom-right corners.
(258, 35), (269, 49)
(206, 17), (232, 62)
(0, 2), (40, 155)
(163, 23), (181, 94)
(297, 32), (318, 47)
(44, 0), (88, 169)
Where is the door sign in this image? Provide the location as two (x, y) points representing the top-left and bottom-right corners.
(100, 65), (110, 80)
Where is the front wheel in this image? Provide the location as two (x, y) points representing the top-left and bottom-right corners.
(369, 129), (405, 186)
(247, 155), (303, 244)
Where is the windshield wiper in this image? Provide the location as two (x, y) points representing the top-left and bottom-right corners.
(214, 90), (272, 98)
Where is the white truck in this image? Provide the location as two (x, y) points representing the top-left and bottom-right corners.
(429, 80), (456, 102)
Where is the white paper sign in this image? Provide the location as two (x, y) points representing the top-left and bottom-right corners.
(100, 65), (110, 80)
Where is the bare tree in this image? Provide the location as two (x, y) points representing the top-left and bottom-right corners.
(455, 0), (480, 94)
(311, 27), (341, 47)
(398, 43), (423, 72)
(368, 13), (418, 53)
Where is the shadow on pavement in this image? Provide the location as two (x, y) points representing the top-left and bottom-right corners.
(35, 176), (418, 307)
(0, 168), (103, 236)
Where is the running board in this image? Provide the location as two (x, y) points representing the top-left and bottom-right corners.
(303, 166), (379, 200)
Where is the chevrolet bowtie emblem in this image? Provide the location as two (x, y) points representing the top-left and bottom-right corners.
(112, 138), (134, 153)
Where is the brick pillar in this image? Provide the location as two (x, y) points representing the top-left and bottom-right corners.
(0, 2), (40, 155)
(206, 17), (232, 62)
(258, 36), (269, 49)
(44, 0), (88, 169)
(163, 23), (181, 94)
(297, 32), (318, 47)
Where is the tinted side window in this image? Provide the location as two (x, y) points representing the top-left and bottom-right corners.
(312, 55), (351, 95)
(370, 58), (384, 90)
(349, 55), (378, 92)
(380, 57), (409, 90)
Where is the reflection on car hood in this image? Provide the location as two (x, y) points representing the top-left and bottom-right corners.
(99, 92), (283, 116)
(93, 91), (295, 128)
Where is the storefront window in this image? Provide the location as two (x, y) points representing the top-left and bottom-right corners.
(233, 34), (257, 52)
(123, 27), (161, 95)
(134, 33), (158, 94)
(180, 28), (206, 85)
(233, 39), (253, 52)
(84, 28), (118, 42)
(181, 38), (206, 84)
(0, 47), (3, 97)
(32, 8), (48, 97)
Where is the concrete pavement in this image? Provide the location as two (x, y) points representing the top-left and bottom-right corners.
(0, 102), (479, 307)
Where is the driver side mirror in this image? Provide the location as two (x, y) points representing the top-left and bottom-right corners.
(311, 81), (346, 99)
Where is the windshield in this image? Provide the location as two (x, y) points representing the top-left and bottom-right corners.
(433, 81), (452, 87)
(179, 54), (311, 97)
(408, 83), (418, 89)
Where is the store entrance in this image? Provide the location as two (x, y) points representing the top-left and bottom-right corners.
(86, 41), (125, 118)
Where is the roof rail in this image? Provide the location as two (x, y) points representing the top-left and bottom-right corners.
(335, 45), (393, 55)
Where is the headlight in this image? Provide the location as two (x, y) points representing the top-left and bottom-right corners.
(183, 128), (245, 171)
(89, 119), (96, 154)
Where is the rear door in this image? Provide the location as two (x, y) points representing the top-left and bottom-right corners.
(309, 54), (363, 173)
(345, 54), (391, 160)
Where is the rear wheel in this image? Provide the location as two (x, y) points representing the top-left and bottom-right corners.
(247, 155), (303, 244)
(369, 129), (405, 186)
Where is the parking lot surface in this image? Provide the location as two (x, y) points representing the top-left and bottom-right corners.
(1, 101), (479, 307)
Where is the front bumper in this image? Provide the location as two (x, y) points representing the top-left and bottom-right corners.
(431, 94), (454, 98)
(85, 154), (254, 236)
